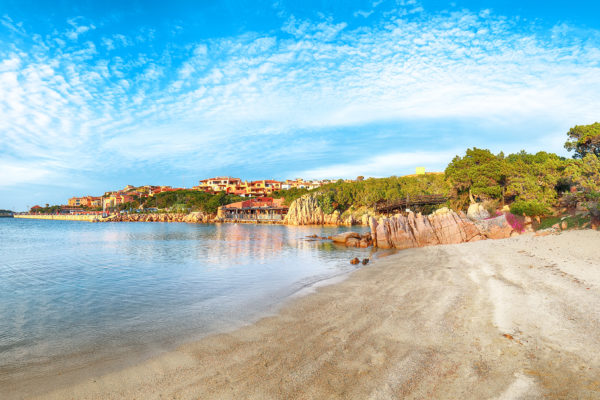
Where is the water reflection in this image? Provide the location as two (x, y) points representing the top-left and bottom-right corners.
(0, 219), (370, 387)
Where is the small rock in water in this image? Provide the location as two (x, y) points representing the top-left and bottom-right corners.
(362, 258), (369, 265)
(350, 257), (360, 265)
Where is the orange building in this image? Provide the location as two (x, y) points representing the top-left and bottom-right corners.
(248, 180), (282, 196)
(102, 194), (135, 208)
(68, 196), (102, 207)
(196, 177), (245, 194)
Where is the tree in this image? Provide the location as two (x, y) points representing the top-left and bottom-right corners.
(564, 122), (600, 159)
(445, 148), (508, 208)
(564, 154), (600, 192)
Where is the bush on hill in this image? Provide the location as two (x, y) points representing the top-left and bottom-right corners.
(117, 190), (246, 214)
(509, 200), (550, 217)
(313, 174), (450, 214)
(271, 188), (311, 205)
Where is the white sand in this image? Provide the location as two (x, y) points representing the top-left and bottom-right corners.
(9, 230), (600, 399)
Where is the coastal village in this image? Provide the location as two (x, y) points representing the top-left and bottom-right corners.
(27, 176), (343, 220)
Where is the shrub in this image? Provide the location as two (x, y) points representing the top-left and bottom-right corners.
(482, 199), (499, 216)
(510, 200), (550, 217)
(317, 193), (336, 214)
(505, 212), (525, 232)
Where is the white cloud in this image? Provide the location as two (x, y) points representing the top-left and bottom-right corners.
(354, 10), (374, 18)
(1, 7), (599, 200)
(65, 17), (95, 40)
(295, 150), (458, 179)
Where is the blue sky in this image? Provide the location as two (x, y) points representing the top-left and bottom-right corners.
(1, 0), (599, 210)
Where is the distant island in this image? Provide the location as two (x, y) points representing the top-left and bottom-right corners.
(0, 209), (14, 217)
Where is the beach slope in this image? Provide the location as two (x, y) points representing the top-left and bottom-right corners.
(37, 230), (600, 399)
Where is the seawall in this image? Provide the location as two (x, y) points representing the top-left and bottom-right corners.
(14, 214), (104, 222)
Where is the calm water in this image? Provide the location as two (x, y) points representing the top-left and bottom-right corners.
(0, 218), (370, 386)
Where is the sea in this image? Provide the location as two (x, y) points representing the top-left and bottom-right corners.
(0, 217), (371, 392)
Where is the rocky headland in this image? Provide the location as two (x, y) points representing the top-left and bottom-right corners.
(283, 193), (372, 226)
(104, 211), (213, 223)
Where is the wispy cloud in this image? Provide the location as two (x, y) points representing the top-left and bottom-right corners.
(296, 150), (459, 179)
(0, 5), (599, 208)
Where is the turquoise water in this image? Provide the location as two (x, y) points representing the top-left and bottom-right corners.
(0, 218), (370, 387)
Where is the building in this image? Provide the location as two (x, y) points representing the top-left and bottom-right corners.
(60, 206), (85, 214)
(195, 177), (286, 197)
(146, 186), (185, 196)
(416, 167), (426, 175)
(68, 196), (102, 208)
(68, 197), (84, 207)
(102, 194), (135, 209)
(248, 180), (282, 196)
(218, 197), (288, 222)
(197, 177), (244, 194)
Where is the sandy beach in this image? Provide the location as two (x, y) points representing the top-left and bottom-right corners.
(13, 230), (600, 399)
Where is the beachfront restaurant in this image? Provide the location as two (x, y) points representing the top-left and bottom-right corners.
(219, 197), (288, 222)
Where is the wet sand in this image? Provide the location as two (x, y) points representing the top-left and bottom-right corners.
(12, 230), (600, 399)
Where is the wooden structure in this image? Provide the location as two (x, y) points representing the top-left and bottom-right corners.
(374, 194), (448, 215)
(219, 197), (289, 222)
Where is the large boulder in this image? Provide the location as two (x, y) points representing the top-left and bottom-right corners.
(475, 214), (513, 239)
(331, 231), (361, 244)
(182, 212), (212, 223)
(345, 237), (360, 247)
(284, 194), (342, 225)
(467, 203), (490, 221)
(361, 214), (370, 226)
(284, 194), (324, 225)
(369, 210), (514, 250)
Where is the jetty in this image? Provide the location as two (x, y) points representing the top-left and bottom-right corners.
(14, 214), (105, 222)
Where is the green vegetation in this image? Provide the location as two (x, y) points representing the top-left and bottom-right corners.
(271, 188), (310, 205)
(115, 190), (246, 214)
(39, 122), (600, 221)
(30, 205), (62, 213)
(445, 148), (569, 210)
(564, 122), (600, 158)
(564, 154), (600, 192)
(538, 214), (591, 230)
(509, 200), (550, 217)
(313, 174), (450, 214)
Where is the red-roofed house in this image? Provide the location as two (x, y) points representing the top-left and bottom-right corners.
(218, 197), (288, 222)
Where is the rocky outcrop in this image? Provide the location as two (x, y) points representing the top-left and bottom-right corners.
(284, 194), (343, 225)
(370, 209), (516, 250)
(182, 212), (213, 223)
(331, 232), (361, 244)
(467, 203), (490, 221)
(104, 212), (213, 223)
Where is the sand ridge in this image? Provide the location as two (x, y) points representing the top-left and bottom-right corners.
(16, 230), (600, 399)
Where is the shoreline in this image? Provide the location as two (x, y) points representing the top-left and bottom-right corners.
(12, 213), (362, 226)
(12, 229), (600, 399)
(0, 235), (374, 400)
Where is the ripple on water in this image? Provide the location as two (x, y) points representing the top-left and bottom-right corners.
(0, 218), (372, 385)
